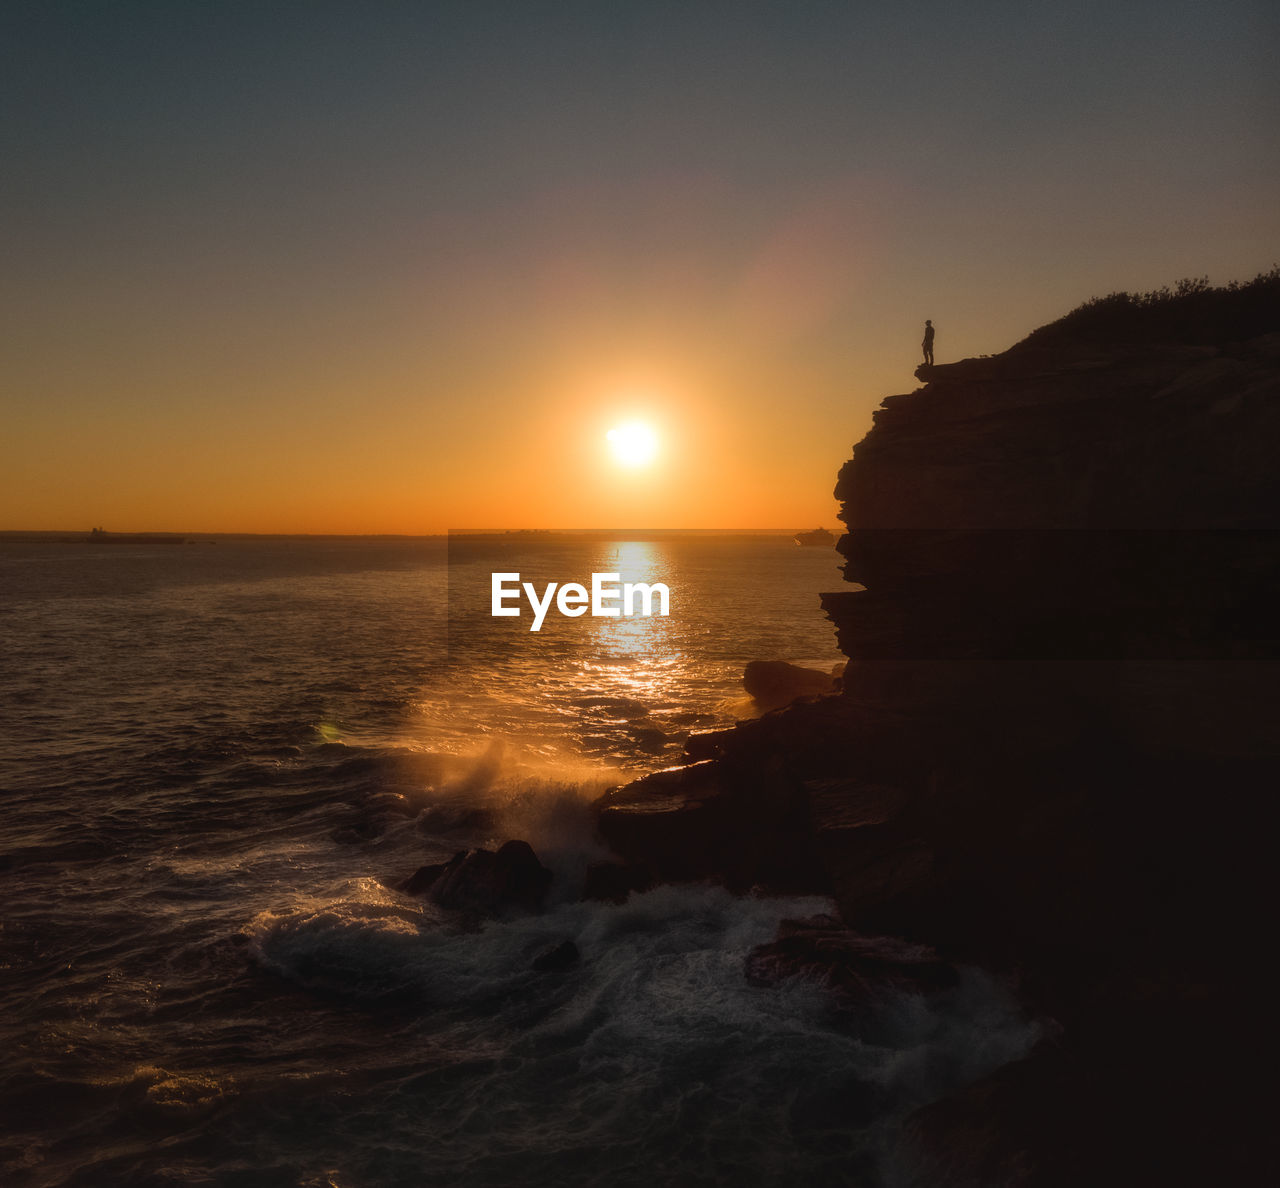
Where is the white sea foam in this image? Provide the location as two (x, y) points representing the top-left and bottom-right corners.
(247, 878), (1040, 1154)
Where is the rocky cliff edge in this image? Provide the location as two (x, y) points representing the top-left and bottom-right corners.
(594, 276), (1280, 1184)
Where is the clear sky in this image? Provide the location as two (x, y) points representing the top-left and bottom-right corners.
(3, 1), (1277, 532)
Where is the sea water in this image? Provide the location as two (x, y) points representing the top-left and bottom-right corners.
(0, 536), (1037, 1186)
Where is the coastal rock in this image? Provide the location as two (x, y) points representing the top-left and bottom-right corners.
(745, 915), (959, 1007)
(594, 757), (824, 894)
(595, 695), (925, 898)
(742, 659), (838, 710)
(682, 728), (734, 761)
(402, 840), (553, 914)
(399, 857), (455, 896)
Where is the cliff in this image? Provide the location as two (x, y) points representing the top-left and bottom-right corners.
(594, 278), (1280, 1184)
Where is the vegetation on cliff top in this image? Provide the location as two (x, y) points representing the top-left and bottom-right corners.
(1012, 265), (1280, 353)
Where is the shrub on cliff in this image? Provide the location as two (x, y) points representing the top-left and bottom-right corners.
(1012, 266), (1280, 352)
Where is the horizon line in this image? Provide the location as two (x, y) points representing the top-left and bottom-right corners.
(0, 526), (835, 539)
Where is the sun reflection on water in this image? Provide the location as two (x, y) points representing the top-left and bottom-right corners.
(424, 534), (842, 770)
(590, 540), (674, 659)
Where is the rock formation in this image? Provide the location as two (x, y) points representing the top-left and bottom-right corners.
(741, 658), (841, 710)
(400, 840), (553, 915)
(594, 277), (1280, 1183)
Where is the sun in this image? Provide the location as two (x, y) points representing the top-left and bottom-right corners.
(606, 421), (659, 467)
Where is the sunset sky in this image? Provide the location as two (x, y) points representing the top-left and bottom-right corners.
(3, 1), (1276, 533)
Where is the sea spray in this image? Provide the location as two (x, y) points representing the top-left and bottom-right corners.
(246, 879), (1040, 1186)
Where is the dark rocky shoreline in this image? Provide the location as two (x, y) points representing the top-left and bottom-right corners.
(589, 289), (1280, 1183)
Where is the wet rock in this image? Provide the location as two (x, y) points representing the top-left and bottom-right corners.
(398, 856), (458, 896)
(743, 659), (838, 710)
(402, 841), (553, 914)
(594, 759), (825, 895)
(532, 940), (580, 972)
(745, 915), (959, 1008)
(682, 728), (733, 761)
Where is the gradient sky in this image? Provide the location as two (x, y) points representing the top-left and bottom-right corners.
(3, 1), (1277, 532)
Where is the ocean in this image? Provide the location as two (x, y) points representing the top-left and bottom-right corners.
(1, 535), (1037, 1187)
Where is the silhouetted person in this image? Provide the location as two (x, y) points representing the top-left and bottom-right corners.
(922, 319), (935, 366)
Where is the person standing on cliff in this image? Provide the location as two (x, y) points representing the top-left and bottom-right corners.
(922, 319), (935, 366)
